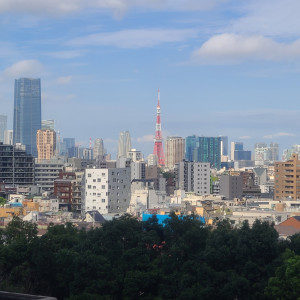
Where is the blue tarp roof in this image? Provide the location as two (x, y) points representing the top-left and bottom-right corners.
(9, 202), (23, 207)
(142, 213), (205, 225)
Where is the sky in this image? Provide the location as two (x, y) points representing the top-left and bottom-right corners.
(1, 0), (300, 158)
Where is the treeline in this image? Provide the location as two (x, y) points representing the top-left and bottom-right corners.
(0, 215), (300, 300)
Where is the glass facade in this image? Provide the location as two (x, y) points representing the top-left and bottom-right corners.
(13, 78), (41, 157)
(185, 135), (221, 169)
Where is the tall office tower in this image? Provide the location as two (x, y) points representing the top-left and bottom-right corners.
(185, 135), (198, 162)
(0, 115), (7, 143)
(93, 138), (104, 160)
(165, 136), (185, 169)
(63, 137), (75, 157)
(4, 130), (13, 145)
(42, 119), (55, 130)
(220, 136), (228, 156)
(269, 142), (279, 162)
(185, 135), (221, 169)
(36, 129), (56, 161)
(230, 141), (251, 161)
(153, 89), (165, 166)
(13, 78), (41, 157)
(274, 153), (300, 200)
(230, 142), (243, 160)
(118, 131), (131, 158)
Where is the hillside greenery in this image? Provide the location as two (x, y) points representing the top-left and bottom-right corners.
(0, 215), (299, 300)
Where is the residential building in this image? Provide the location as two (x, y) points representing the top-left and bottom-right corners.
(131, 161), (146, 181)
(274, 153), (300, 200)
(13, 78), (41, 157)
(54, 179), (72, 211)
(0, 142), (34, 185)
(84, 167), (131, 214)
(0, 115), (7, 143)
(176, 161), (210, 195)
(36, 129), (56, 161)
(165, 136), (185, 170)
(128, 149), (144, 162)
(34, 159), (65, 192)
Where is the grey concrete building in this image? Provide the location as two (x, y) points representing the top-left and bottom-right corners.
(176, 161), (210, 195)
(34, 159), (65, 192)
(219, 174), (243, 200)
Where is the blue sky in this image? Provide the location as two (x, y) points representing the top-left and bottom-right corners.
(1, 0), (300, 158)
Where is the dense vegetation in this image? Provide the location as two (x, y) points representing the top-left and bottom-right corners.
(0, 215), (299, 299)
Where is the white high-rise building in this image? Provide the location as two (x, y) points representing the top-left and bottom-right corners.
(84, 167), (131, 214)
(118, 131), (131, 158)
(4, 130), (13, 145)
(93, 138), (104, 160)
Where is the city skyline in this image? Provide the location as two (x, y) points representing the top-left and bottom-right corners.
(0, 1), (300, 156)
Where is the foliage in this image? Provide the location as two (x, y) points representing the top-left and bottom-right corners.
(0, 216), (298, 299)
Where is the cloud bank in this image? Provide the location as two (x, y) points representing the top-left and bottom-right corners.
(193, 34), (300, 64)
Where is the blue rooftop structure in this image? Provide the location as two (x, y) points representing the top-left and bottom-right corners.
(142, 214), (205, 225)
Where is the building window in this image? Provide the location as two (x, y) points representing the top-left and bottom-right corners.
(97, 178), (101, 182)
(93, 179), (96, 182)
(88, 174), (91, 177)
(102, 185), (105, 189)
(88, 185), (91, 189)
(102, 199), (105, 203)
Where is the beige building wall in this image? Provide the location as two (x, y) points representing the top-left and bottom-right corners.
(275, 154), (300, 201)
(36, 129), (56, 161)
(165, 137), (185, 169)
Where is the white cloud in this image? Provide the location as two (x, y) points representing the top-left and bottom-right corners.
(56, 76), (72, 85)
(68, 28), (197, 48)
(193, 34), (300, 64)
(263, 132), (296, 139)
(229, 0), (300, 38)
(3, 60), (44, 77)
(137, 134), (154, 143)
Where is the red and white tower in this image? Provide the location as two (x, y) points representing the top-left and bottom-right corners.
(153, 89), (165, 166)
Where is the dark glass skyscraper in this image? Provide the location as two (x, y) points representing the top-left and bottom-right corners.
(185, 135), (221, 169)
(13, 78), (41, 157)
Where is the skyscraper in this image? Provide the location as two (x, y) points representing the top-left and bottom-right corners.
(0, 115), (7, 143)
(93, 138), (105, 160)
(118, 131), (131, 158)
(185, 135), (221, 169)
(13, 78), (41, 157)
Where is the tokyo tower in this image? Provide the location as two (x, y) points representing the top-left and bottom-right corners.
(153, 89), (165, 166)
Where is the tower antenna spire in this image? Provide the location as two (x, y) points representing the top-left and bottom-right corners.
(153, 88), (165, 166)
